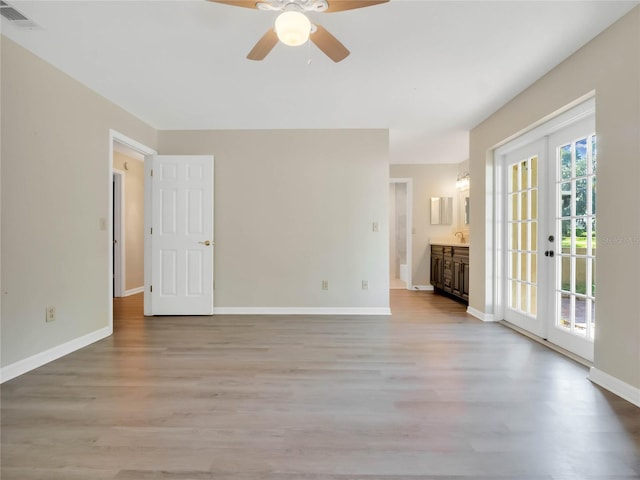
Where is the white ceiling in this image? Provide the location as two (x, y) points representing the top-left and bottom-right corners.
(2, 0), (638, 164)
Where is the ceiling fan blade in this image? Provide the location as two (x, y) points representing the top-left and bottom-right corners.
(206, 0), (259, 9)
(247, 28), (278, 60)
(310, 24), (350, 63)
(325, 0), (389, 13)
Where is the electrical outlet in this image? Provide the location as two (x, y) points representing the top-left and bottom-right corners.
(321, 280), (329, 291)
(45, 306), (56, 323)
(362, 280), (369, 290)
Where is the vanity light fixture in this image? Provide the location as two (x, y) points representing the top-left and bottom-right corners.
(456, 172), (470, 190)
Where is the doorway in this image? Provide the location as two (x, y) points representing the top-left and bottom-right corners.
(108, 130), (157, 327)
(389, 178), (412, 290)
(495, 99), (596, 361)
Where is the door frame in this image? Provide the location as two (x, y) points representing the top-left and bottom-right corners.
(109, 130), (157, 327)
(389, 178), (413, 290)
(112, 169), (125, 298)
(492, 97), (595, 334)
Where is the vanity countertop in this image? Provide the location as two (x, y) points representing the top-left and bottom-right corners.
(430, 241), (470, 247)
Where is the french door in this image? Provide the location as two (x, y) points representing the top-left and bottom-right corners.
(501, 114), (596, 361)
(546, 118), (597, 360)
(503, 139), (546, 338)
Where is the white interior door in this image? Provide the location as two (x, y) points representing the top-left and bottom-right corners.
(150, 155), (214, 315)
(503, 138), (547, 338)
(545, 117), (596, 361)
(112, 170), (125, 297)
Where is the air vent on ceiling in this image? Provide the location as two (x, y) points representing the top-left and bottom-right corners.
(0, 1), (41, 29)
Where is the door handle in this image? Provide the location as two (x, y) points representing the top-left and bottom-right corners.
(544, 250), (555, 257)
(198, 240), (213, 246)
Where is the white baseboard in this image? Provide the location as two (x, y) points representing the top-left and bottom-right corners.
(124, 286), (144, 296)
(0, 326), (112, 384)
(214, 307), (391, 316)
(466, 306), (497, 322)
(410, 285), (434, 291)
(589, 367), (640, 408)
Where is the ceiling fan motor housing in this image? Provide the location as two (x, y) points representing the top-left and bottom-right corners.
(257, 0), (329, 12)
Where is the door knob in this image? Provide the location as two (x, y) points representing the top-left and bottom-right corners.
(198, 240), (212, 246)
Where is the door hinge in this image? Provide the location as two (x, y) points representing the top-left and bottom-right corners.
(150, 227), (153, 235)
(150, 169), (153, 177)
(150, 285), (153, 293)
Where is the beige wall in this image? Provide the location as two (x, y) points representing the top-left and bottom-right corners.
(113, 152), (144, 291)
(469, 8), (640, 389)
(1, 36), (157, 368)
(390, 164), (461, 287)
(159, 129), (390, 309)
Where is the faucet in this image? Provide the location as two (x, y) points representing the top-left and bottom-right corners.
(455, 231), (466, 243)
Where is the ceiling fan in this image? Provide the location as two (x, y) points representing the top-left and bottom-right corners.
(207, 0), (389, 62)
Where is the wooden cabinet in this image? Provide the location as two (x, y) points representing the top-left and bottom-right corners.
(442, 247), (453, 294)
(431, 244), (469, 303)
(430, 245), (444, 290)
(452, 247), (469, 301)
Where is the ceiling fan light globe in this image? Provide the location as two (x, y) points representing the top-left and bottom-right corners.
(275, 11), (311, 46)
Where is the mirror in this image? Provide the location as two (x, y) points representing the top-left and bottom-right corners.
(464, 196), (470, 225)
(431, 196), (453, 225)
(456, 190), (470, 227)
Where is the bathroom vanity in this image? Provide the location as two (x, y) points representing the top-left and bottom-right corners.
(430, 243), (469, 303)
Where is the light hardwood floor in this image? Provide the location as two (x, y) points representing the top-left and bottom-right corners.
(2, 290), (639, 479)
